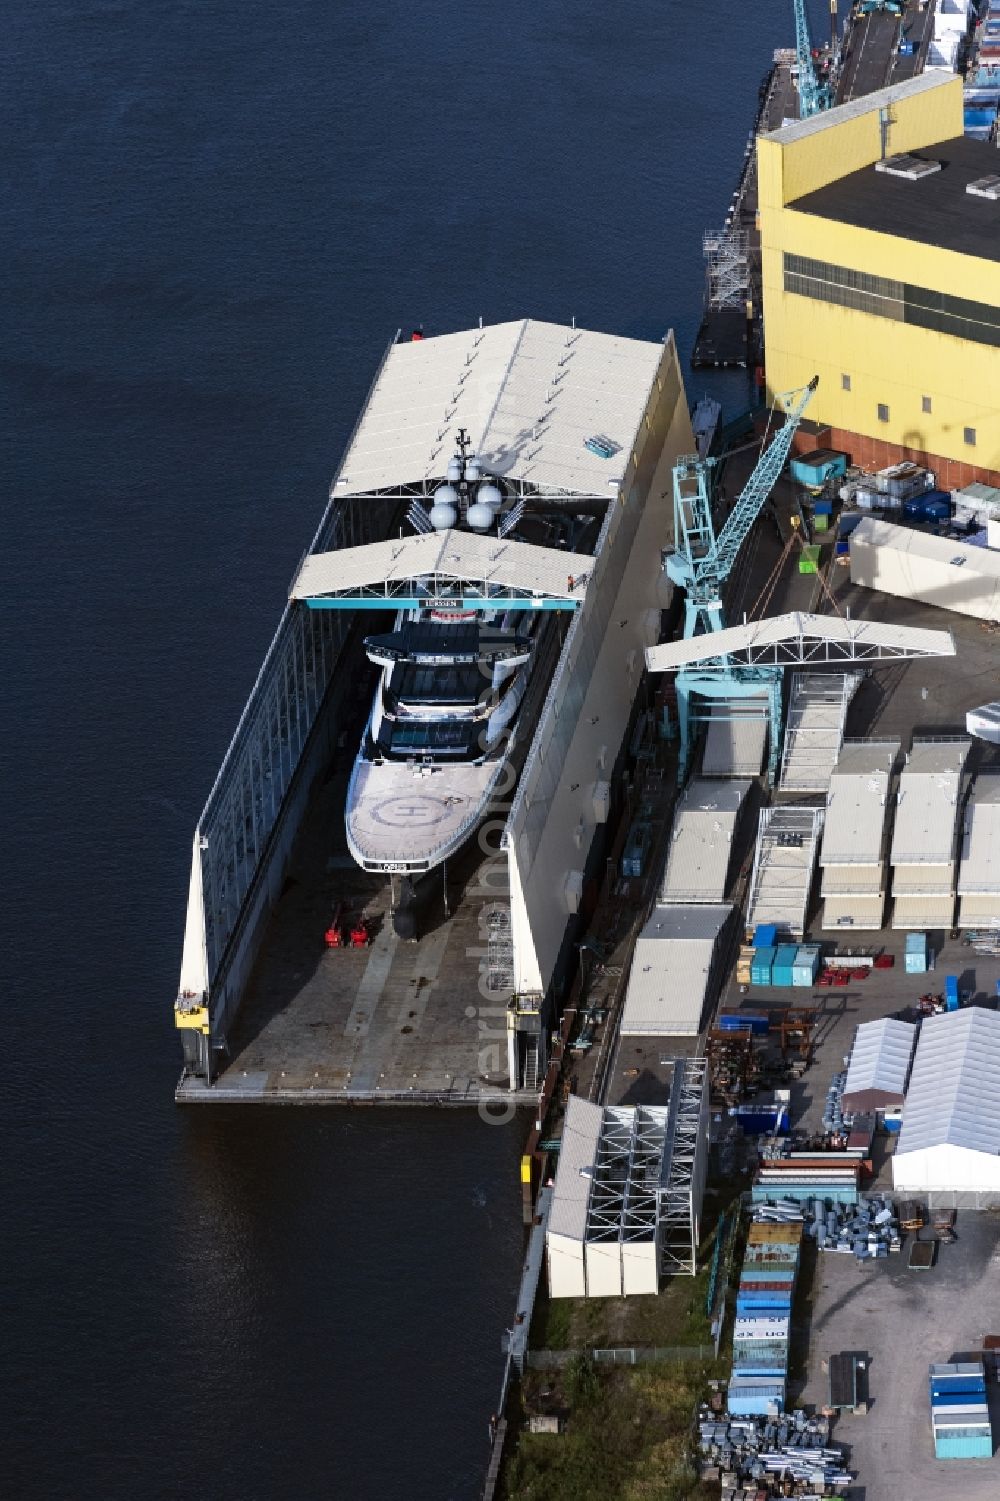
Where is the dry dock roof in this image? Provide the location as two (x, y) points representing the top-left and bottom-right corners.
(329, 318), (666, 498)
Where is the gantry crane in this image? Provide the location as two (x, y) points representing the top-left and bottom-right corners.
(662, 377), (818, 783)
(794, 0), (832, 117)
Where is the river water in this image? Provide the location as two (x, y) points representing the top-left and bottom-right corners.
(3, 2), (824, 1496)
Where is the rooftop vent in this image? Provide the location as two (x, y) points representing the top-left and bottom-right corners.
(967, 175), (1000, 201)
(875, 154), (942, 181)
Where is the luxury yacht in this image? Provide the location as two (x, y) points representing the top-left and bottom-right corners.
(344, 430), (590, 936)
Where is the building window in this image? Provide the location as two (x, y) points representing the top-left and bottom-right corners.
(842, 373), (851, 391)
(965, 427), (977, 447)
(782, 251), (1000, 350)
(878, 403), (890, 424)
(922, 395), (932, 414)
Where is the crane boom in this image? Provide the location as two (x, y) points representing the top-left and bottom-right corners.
(793, 0), (831, 118)
(665, 376), (818, 640)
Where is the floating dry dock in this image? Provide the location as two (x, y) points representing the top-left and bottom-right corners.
(174, 319), (694, 1102)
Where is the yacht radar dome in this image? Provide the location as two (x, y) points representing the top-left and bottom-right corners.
(446, 457), (463, 483)
(430, 484), (458, 529)
(477, 481), (503, 511)
(466, 500), (494, 531)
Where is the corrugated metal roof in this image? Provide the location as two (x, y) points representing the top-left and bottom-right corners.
(548, 1095), (604, 1243)
(842, 1018), (917, 1111)
(291, 530), (594, 602)
(890, 740), (969, 867)
(958, 774), (1000, 894)
(702, 706), (768, 776)
(645, 611), (954, 671)
(896, 1009), (1000, 1157)
(820, 741), (899, 866)
(620, 904), (731, 1037)
(330, 319), (665, 497)
(762, 71), (954, 144)
(660, 779), (750, 903)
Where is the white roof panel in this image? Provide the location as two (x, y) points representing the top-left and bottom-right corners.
(842, 1018), (917, 1110)
(291, 530), (594, 602)
(645, 612), (954, 671)
(332, 319), (665, 497)
(890, 740), (969, 867)
(762, 71), (954, 145)
(959, 774), (1000, 895)
(820, 741), (899, 867)
(660, 779), (750, 903)
(620, 903), (731, 1037)
(548, 1095), (604, 1243)
(897, 1009), (1000, 1157)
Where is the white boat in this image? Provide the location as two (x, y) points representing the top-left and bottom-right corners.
(692, 394), (722, 460)
(343, 429), (595, 935)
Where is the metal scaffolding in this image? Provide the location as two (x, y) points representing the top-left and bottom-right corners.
(703, 229), (750, 310)
(659, 1060), (710, 1277)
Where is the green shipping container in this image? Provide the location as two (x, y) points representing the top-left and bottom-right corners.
(798, 544), (822, 576)
(813, 513), (829, 532)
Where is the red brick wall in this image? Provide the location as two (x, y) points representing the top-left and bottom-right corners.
(827, 426), (1000, 491)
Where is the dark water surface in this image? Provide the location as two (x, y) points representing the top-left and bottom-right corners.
(3, 2), (818, 1497)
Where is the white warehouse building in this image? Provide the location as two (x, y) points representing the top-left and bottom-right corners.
(893, 1008), (1000, 1208)
(546, 1063), (709, 1298)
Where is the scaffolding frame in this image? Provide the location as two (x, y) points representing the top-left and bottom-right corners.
(658, 1060), (710, 1277)
(703, 229), (750, 310)
(746, 804), (825, 938)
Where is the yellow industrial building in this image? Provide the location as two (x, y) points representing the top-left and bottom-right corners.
(759, 72), (1000, 489)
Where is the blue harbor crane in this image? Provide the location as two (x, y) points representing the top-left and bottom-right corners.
(662, 376), (819, 784)
(793, 0), (832, 117)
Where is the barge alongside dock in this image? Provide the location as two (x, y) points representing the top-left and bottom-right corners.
(174, 319), (694, 1103)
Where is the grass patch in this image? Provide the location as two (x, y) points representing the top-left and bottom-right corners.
(501, 1360), (722, 1501)
(529, 1262), (714, 1354)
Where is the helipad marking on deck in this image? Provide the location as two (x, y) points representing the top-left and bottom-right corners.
(369, 794), (461, 829)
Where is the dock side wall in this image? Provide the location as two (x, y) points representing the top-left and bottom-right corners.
(504, 335), (691, 1003)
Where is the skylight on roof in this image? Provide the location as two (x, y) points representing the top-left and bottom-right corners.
(967, 175), (1000, 201)
(875, 154), (942, 181)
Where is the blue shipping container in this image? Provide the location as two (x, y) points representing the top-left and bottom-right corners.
(719, 1011), (770, 1034)
(934, 1434), (993, 1459)
(753, 922), (778, 948)
(751, 947), (776, 985)
(838, 510), (865, 537)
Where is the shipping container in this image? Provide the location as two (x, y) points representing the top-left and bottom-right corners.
(772, 943), (799, 987)
(790, 449), (848, 488)
(719, 1010), (770, 1034)
(753, 922), (778, 949)
(792, 943), (821, 986)
(751, 946), (777, 985)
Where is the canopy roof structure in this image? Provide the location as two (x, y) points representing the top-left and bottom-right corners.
(291, 530), (593, 609)
(842, 1018), (917, 1114)
(330, 319), (665, 499)
(645, 612), (956, 672)
(896, 1009), (1000, 1168)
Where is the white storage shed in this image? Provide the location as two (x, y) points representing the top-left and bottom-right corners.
(850, 517), (1000, 625)
(893, 1009), (1000, 1205)
(842, 1018), (917, 1115)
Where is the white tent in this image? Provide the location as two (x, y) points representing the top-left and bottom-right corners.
(842, 1018), (917, 1115)
(893, 1010), (1000, 1201)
